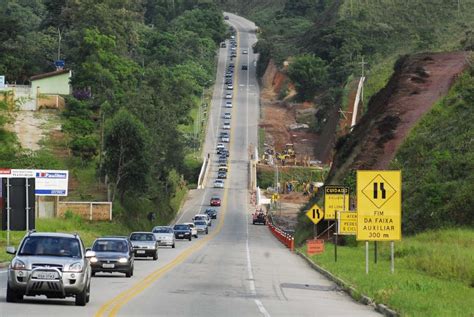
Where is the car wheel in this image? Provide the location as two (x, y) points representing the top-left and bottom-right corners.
(206, 229), (208, 234)
(172, 243), (176, 249)
(91, 271), (96, 277)
(75, 285), (88, 306)
(194, 234), (198, 238)
(86, 282), (91, 303)
(189, 236), (192, 241)
(153, 251), (158, 261)
(126, 268), (132, 277)
(6, 282), (23, 303)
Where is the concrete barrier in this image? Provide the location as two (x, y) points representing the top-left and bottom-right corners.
(197, 156), (210, 189)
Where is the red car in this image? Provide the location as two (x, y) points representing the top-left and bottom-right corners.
(210, 196), (221, 206)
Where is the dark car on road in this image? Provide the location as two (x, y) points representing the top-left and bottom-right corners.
(173, 224), (193, 241)
(205, 208), (218, 219)
(129, 232), (159, 260)
(253, 212), (267, 225)
(90, 237), (134, 277)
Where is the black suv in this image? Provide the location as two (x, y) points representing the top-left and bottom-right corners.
(90, 237), (134, 277)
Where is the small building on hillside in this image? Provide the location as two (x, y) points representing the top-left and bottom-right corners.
(30, 69), (72, 95)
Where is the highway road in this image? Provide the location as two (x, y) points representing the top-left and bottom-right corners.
(0, 13), (380, 317)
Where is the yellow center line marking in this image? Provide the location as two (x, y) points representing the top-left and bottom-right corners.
(94, 25), (242, 317)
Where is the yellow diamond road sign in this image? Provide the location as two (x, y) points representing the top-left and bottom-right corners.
(357, 170), (401, 241)
(306, 204), (324, 224)
(324, 185), (349, 220)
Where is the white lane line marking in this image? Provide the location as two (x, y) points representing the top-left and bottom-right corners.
(246, 210), (270, 317)
(0, 270), (7, 274)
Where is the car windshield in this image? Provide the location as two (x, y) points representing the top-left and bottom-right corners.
(174, 225), (189, 230)
(130, 233), (155, 241)
(18, 236), (81, 258)
(195, 221), (206, 225)
(92, 239), (128, 252)
(153, 227), (172, 233)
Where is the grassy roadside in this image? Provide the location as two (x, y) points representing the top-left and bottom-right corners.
(299, 228), (474, 317)
(0, 216), (131, 263)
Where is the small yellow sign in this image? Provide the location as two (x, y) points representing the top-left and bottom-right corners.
(337, 211), (357, 235)
(324, 185), (349, 220)
(306, 204), (324, 224)
(272, 193), (280, 201)
(356, 170), (401, 241)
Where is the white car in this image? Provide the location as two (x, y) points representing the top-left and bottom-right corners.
(214, 179), (224, 188)
(183, 222), (198, 238)
(223, 121), (231, 130)
(225, 93), (232, 99)
(193, 214), (211, 227)
(225, 101), (232, 108)
(152, 226), (176, 248)
(216, 143), (225, 150)
(227, 84), (233, 90)
(221, 135), (230, 143)
(242, 49), (248, 54)
(224, 112), (231, 119)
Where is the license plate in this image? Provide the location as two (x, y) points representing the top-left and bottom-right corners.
(102, 263), (115, 268)
(137, 250), (145, 254)
(178, 234), (184, 237)
(35, 271), (57, 280)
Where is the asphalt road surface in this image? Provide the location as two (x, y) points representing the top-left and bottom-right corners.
(0, 13), (380, 317)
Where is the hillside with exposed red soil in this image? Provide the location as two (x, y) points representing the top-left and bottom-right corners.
(327, 51), (470, 183)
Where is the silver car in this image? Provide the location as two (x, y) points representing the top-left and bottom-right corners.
(183, 222), (199, 238)
(152, 226), (176, 248)
(6, 231), (95, 306)
(194, 220), (209, 235)
(129, 232), (159, 260)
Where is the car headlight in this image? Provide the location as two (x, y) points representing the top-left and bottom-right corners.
(118, 257), (128, 263)
(67, 262), (83, 272)
(90, 257), (98, 263)
(11, 259), (26, 270)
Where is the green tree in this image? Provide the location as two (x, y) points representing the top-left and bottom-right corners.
(103, 108), (150, 203)
(287, 54), (329, 101)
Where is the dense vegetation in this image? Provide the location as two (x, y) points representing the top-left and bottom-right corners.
(0, 0), (227, 227)
(221, 0), (474, 128)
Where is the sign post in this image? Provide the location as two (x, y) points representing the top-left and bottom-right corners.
(357, 170), (401, 273)
(325, 186), (349, 262)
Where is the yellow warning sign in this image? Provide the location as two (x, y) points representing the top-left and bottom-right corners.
(324, 186), (349, 220)
(305, 204), (324, 224)
(337, 211), (357, 235)
(357, 170), (401, 241)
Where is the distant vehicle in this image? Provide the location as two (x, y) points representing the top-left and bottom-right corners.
(227, 84), (233, 90)
(253, 212), (267, 225)
(224, 112), (231, 119)
(220, 42), (226, 48)
(228, 63), (235, 68)
(193, 214), (211, 227)
(90, 237), (134, 277)
(221, 135), (230, 143)
(173, 224), (192, 241)
(225, 101), (233, 108)
(225, 78), (233, 85)
(224, 15), (229, 20)
(129, 232), (158, 260)
(214, 179), (224, 188)
(242, 65), (248, 70)
(231, 52), (237, 58)
(194, 220), (209, 235)
(225, 93), (232, 99)
(152, 226), (176, 248)
(216, 143), (225, 150)
(230, 35), (235, 39)
(205, 208), (218, 219)
(218, 170), (227, 179)
(6, 231), (94, 306)
(183, 222), (198, 238)
(223, 121), (231, 130)
(242, 49), (248, 54)
(210, 196), (221, 206)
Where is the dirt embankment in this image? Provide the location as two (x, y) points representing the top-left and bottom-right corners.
(327, 51), (470, 182)
(259, 60), (320, 160)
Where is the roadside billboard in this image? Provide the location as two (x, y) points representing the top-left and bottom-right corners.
(0, 169), (68, 196)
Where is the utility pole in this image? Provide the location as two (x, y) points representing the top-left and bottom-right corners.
(57, 28), (62, 61)
(359, 56), (368, 103)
